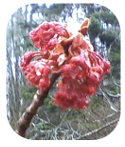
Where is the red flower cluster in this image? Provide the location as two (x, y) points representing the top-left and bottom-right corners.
(29, 21), (71, 58)
(21, 19), (111, 110)
(21, 22), (70, 93)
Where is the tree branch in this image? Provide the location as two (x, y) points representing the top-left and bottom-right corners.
(16, 73), (60, 137)
(75, 118), (119, 140)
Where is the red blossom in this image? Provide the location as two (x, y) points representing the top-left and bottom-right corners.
(29, 21), (71, 50)
(52, 90), (89, 110)
(21, 19), (111, 110)
(21, 51), (42, 70)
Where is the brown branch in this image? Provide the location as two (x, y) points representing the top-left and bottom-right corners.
(16, 73), (60, 137)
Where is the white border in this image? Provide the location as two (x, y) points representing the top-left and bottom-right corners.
(0, 0), (124, 147)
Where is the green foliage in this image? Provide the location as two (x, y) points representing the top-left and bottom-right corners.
(44, 94), (59, 112)
(100, 10), (119, 25)
(20, 85), (37, 100)
(89, 16), (103, 37)
(99, 30), (118, 47)
(48, 4), (65, 15)
(39, 4), (66, 21)
(91, 10), (119, 26)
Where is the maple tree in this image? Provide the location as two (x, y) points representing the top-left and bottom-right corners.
(18, 19), (111, 137)
(21, 19), (111, 110)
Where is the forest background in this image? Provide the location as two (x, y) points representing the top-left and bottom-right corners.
(6, 3), (121, 140)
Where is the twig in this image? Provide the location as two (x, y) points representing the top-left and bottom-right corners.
(16, 73), (60, 137)
(110, 73), (121, 88)
(75, 118), (119, 139)
(99, 87), (120, 112)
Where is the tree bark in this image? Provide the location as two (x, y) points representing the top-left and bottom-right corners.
(16, 73), (60, 137)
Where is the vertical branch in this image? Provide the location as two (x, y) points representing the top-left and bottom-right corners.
(16, 73), (60, 137)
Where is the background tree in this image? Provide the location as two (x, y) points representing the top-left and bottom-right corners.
(6, 3), (120, 139)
